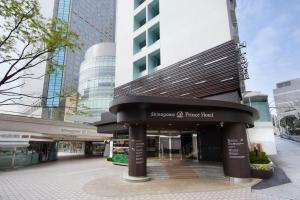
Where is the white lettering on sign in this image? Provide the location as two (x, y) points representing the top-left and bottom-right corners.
(184, 112), (214, 118)
(61, 128), (81, 134)
(0, 134), (21, 138)
(150, 111), (214, 119)
(150, 112), (176, 117)
(135, 140), (145, 165)
(227, 138), (245, 159)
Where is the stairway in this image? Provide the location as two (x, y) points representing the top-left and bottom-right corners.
(147, 159), (228, 180)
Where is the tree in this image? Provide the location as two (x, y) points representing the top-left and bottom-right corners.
(279, 115), (300, 135)
(0, 0), (79, 107)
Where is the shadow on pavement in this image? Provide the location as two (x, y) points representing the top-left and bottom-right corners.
(252, 167), (291, 190)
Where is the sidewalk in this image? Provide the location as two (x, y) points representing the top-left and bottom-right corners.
(251, 137), (300, 200)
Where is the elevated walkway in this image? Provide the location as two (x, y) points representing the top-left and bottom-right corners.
(0, 113), (111, 148)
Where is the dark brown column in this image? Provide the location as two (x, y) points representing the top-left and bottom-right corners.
(84, 141), (93, 155)
(128, 124), (147, 177)
(223, 123), (251, 178)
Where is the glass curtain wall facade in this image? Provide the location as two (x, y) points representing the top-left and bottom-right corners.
(46, 0), (70, 107)
(0, 142), (57, 170)
(42, 0), (116, 120)
(244, 92), (271, 122)
(78, 43), (116, 118)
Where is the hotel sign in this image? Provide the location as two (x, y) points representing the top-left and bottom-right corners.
(227, 138), (246, 159)
(148, 111), (214, 120)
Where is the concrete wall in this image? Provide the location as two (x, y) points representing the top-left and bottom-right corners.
(115, 0), (134, 86)
(159, 0), (233, 68)
(115, 0), (234, 87)
(247, 122), (277, 155)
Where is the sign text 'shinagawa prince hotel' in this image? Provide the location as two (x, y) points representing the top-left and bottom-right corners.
(149, 111), (214, 119)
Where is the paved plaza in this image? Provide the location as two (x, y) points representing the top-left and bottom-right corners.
(0, 138), (300, 200)
(0, 159), (286, 199)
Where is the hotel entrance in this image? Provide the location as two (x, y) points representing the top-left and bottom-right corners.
(146, 130), (226, 180)
(147, 128), (222, 163)
(96, 96), (258, 181)
(147, 133), (196, 161)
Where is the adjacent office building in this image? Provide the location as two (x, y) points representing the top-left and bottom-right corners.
(66, 43), (115, 123)
(96, 0), (261, 181)
(273, 78), (300, 120)
(42, 0), (116, 121)
(273, 78), (300, 135)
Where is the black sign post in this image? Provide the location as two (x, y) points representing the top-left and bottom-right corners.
(128, 124), (147, 177)
(223, 123), (251, 178)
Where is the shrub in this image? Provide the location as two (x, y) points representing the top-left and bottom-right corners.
(107, 157), (112, 162)
(249, 151), (271, 164)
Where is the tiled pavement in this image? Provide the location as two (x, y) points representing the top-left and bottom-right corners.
(0, 157), (290, 200)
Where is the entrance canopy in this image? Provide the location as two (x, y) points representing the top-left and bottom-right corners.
(95, 96), (259, 132)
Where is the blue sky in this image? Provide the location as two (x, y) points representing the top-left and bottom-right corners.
(236, 0), (300, 105)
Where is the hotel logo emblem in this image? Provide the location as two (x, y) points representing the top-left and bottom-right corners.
(176, 111), (184, 118)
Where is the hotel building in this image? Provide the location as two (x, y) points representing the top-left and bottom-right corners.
(96, 0), (259, 181)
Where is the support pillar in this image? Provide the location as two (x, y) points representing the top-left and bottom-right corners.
(125, 124), (150, 182)
(223, 123), (251, 178)
(84, 141), (93, 156)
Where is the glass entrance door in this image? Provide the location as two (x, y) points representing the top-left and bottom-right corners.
(158, 136), (182, 160)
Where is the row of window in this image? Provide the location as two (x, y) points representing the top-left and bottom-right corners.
(79, 86), (113, 94)
(133, 49), (161, 79)
(80, 62), (115, 70)
(80, 98), (112, 108)
(79, 73), (114, 83)
(81, 91), (114, 100)
(133, 22), (160, 54)
(134, 0), (159, 31)
(77, 53), (115, 117)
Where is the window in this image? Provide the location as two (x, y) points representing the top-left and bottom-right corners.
(148, 23), (160, 46)
(133, 57), (147, 79)
(148, 0), (159, 21)
(134, 8), (146, 31)
(133, 32), (146, 54)
(148, 49), (160, 73)
(139, 40), (146, 49)
(134, 0), (145, 9)
(139, 63), (146, 72)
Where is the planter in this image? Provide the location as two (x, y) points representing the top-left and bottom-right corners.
(251, 162), (273, 168)
(250, 163), (274, 179)
(249, 150), (274, 179)
(251, 168), (273, 179)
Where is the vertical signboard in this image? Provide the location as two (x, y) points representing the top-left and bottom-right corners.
(223, 123), (251, 178)
(128, 125), (147, 177)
